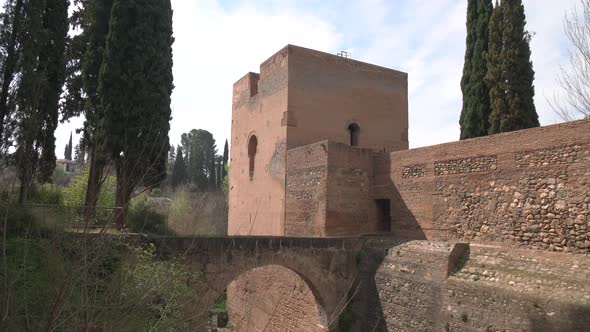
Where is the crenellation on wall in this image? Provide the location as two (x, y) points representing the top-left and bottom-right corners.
(232, 72), (260, 106)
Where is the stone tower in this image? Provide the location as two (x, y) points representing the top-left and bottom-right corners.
(228, 45), (408, 236)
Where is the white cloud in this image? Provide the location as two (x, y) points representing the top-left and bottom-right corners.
(169, 0), (342, 151)
(55, 0), (579, 155)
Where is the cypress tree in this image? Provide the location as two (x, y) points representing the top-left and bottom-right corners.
(171, 145), (186, 188)
(180, 128), (217, 191)
(74, 135), (86, 163)
(460, 0), (493, 139)
(62, 0), (114, 220)
(222, 139), (228, 179)
(487, 0), (539, 134)
(64, 132), (72, 160)
(37, 0), (69, 183)
(15, 0), (48, 203)
(167, 143), (175, 170)
(215, 154), (222, 190)
(0, 0), (24, 149)
(15, 0), (69, 195)
(100, 0), (173, 226)
(143, 137), (169, 190)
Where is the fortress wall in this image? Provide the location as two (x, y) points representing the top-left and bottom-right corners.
(386, 119), (590, 253)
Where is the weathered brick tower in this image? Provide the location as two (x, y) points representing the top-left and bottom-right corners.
(229, 44), (408, 237)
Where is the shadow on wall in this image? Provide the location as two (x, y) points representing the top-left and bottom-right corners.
(390, 184), (427, 240)
(377, 156), (427, 240)
(348, 237), (419, 331)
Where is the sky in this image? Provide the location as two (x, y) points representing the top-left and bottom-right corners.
(56, 0), (579, 157)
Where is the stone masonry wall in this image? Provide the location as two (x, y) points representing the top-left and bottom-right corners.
(434, 155), (497, 176)
(285, 142), (329, 236)
(402, 164), (426, 179)
(354, 241), (590, 332)
(386, 120), (590, 253)
(286, 141), (383, 236)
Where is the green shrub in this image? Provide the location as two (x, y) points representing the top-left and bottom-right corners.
(1, 235), (194, 331)
(149, 188), (162, 197)
(63, 168), (116, 207)
(127, 199), (172, 235)
(166, 188), (227, 236)
(210, 291), (229, 327)
(0, 237), (69, 329)
(30, 183), (63, 205)
(445, 322), (451, 331)
(0, 200), (37, 234)
(461, 313), (468, 322)
(51, 165), (72, 187)
(167, 188), (192, 231)
(117, 243), (194, 331)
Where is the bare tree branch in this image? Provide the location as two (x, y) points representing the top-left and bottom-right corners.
(549, 0), (590, 120)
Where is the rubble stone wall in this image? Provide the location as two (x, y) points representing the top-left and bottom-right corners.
(352, 241), (590, 331)
(387, 120), (590, 253)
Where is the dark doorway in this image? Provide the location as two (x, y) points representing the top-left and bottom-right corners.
(375, 199), (391, 232)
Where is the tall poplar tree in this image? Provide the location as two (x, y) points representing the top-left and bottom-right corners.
(486, 0), (539, 134)
(100, 0), (173, 226)
(460, 0), (493, 139)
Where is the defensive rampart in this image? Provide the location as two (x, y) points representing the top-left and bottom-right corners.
(386, 119), (590, 253)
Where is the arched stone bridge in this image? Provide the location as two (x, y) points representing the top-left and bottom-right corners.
(156, 236), (367, 331)
(148, 236), (588, 332)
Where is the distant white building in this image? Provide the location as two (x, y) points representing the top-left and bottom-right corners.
(56, 159), (77, 173)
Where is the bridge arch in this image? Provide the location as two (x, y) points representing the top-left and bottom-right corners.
(226, 264), (328, 331)
(165, 237), (361, 331)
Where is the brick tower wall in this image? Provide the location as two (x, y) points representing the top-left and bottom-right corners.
(285, 45), (409, 152)
(228, 49), (290, 236)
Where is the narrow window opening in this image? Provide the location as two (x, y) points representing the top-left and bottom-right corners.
(375, 199), (391, 232)
(348, 123), (360, 146)
(248, 135), (257, 179)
